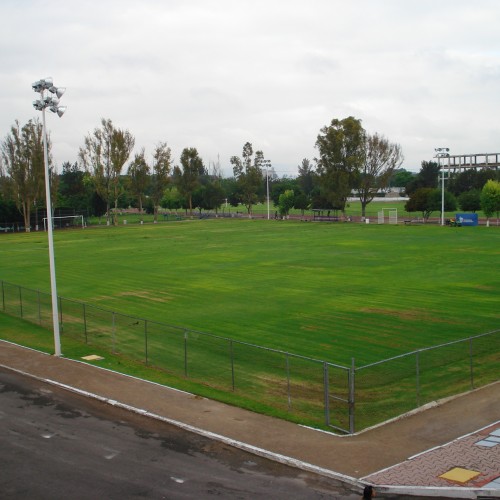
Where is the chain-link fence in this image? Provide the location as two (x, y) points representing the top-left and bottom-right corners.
(354, 332), (500, 430)
(1, 279), (498, 433)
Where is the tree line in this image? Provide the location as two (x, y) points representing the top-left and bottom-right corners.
(1, 115), (499, 230)
(403, 160), (500, 221)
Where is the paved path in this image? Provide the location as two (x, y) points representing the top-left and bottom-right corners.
(1, 340), (499, 498)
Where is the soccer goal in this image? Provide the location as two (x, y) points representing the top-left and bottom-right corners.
(377, 208), (398, 224)
(43, 215), (85, 231)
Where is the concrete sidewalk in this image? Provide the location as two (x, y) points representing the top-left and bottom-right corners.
(1, 340), (498, 498)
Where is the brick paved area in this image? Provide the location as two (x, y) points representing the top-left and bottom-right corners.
(363, 422), (500, 489)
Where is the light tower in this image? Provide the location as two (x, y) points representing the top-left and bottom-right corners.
(32, 77), (66, 356)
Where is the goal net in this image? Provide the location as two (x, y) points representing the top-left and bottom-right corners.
(377, 208), (398, 225)
(43, 215), (85, 231)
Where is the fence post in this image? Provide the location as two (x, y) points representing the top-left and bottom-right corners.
(469, 338), (474, 390)
(286, 353), (291, 410)
(184, 330), (188, 377)
(58, 296), (63, 332)
(111, 311), (116, 352)
(349, 358), (356, 434)
(37, 290), (41, 324)
(323, 362), (330, 426)
(144, 320), (148, 365)
(229, 339), (235, 391)
(416, 350), (421, 407)
(83, 303), (88, 344)
(19, 286), (23, 318)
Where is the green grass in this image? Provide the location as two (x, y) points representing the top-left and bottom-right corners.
(1, 219), (498, 431)
(1, 219), (498, 366)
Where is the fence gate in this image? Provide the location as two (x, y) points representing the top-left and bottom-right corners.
(324, 362), (352, 434)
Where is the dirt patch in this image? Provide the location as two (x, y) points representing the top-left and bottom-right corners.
(361, 307), (458, 324)
(118, 290), (174, 303)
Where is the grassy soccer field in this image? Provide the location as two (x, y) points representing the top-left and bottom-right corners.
(1, 219), (498, 367)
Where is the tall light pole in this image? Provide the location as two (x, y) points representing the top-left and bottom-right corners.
(261, 159), (271, 220)
(32, 77), (66, 356)
(435, 147), (450, 226)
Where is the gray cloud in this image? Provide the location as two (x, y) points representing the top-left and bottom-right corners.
(1, 0), (500, 176)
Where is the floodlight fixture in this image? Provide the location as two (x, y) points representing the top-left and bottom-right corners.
(49, 86), (65, 98)
(33, 99), (44, 111)
(51, 105), (66, 117)
(32, 77), (54, 93)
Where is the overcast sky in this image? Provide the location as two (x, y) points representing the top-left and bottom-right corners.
(1, 0), (499, 176)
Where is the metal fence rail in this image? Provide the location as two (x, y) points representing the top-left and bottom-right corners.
(1, 279), (498, 433)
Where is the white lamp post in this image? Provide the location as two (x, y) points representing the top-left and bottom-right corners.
(262, 159), (271, 220)
(32, 77), (66, 357)
(435, 147), (450, 226)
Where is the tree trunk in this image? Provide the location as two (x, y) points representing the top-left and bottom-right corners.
(113, 197), (118, 226)
(22, 201), (31, 232)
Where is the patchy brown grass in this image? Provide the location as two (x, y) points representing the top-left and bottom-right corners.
(361, 307), (460, 324)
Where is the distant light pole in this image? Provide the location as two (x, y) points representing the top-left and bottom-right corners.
(32, 77), (66, 357)
(435, 147), (450, 226)
(262, 160), (271, 220)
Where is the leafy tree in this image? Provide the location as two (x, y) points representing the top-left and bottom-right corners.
(458, 190), (481, 213)
(429, 188), (457, 217)
(193, 159), (225, 213)
(449, 168), (500, 196)
(390, 168), (415, 189)
(128, 149), (150, 215)
(174, 147), (205, 216)
(278, 189), (295, 217)
(79, 118), (135, 225)
(1, 119), (46, 231)
(58, 162), (92, 211)
(357, 133), (403, 217)
(0, 195), (22, 225)
(161, 187), (184, 210)
(405, 187), (456, 221)
(480, 179), (500, 223)
(297, 158), (315, 198)
(293, 192), (310, 215)
(89, 191), (107, 218)
(405, 188), (433, 220)
(405, 161), (440, 195)
(230, 142), (264, 215)
(150, 142), (172, 222)
(270, 177), (297, 205)
(198, 179), (225, 212)
(109, 126), (134, 224)
(220, 177), (239, 210)
(315, 116), (365, 212)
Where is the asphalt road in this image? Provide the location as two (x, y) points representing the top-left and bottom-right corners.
(0, 368), (360, 499)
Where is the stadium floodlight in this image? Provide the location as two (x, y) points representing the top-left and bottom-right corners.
(435, 147), (450, 227)
(262, 159), (272, 220)
(32, 77), (54, 93)
(32, 76), (66, 357)
(48, 86), (65, 98)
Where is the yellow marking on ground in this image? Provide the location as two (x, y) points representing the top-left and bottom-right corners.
(439, 467), (481, 484)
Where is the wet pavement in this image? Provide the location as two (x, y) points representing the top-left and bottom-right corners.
(0, 339), (499, 498)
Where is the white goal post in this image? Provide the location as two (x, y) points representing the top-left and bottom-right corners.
(377, 208), (398, 225)
(43, 215), (85, 231)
